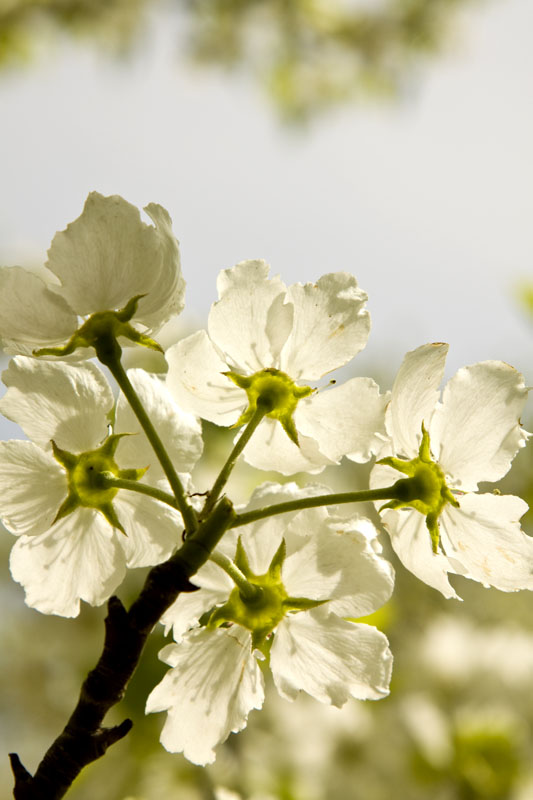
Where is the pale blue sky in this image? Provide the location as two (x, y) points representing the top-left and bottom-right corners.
(0, 0), (532, 386)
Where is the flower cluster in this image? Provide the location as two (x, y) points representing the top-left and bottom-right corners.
(0, 192), (531, 776)
(148, 484), (394, 763)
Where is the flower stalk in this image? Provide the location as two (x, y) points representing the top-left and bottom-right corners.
(95, 332), (197, 535)
(231, 484), (405, 528)
(209, 550), (262, 602)
(202, 406), (267, 518)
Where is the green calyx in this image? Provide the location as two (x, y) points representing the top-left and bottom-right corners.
(208, 537), (326, 650)
(51, 433), (147, 534)
(378, 424), (459, 554)
(225, 367), (312, 445)
(34, 294), (163, 361)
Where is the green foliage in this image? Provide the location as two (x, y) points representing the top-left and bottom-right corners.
(0, 0), (146, 67)
(0, 0), (482, 119)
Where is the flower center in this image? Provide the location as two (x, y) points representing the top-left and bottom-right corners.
(225, 367), (312, 445)
(208, 538), (326, 650)
(34, 294), (163, 361)
(378, 424), (459, 553)
(70, 450), (120, 508)
(51, 433), (146, 534)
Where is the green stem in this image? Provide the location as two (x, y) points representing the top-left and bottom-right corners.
(202, 407), (266, 518)
(101, 476), (178, 510)
(178, 496), (236, 575)
(96, 336), (197, 534)
(231, 485), (402, 529)
(209, 551), (260, 601)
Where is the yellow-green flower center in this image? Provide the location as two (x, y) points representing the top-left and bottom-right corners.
(52, 434), (146, 534)
(70, 450), (120, 507)
(34, 294), (163, 361)
(379, 424), (459, 553)
(225, 367), (312, 445)
(208, 538), (326, 650)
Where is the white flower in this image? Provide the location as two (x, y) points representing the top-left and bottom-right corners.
(0, 357), (202, 616)
(371, 342), (533, 599)
(0, 192), (185, 356)
(146, 483), (394, 764)
(146, 626), (265, 766)
(165, 260), (388, 474)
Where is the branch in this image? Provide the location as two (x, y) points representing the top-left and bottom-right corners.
(10, 498), (235, 800)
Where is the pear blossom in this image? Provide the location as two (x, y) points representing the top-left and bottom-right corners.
(371, 342), (533, 599)
(165, 260), (388, 475)
(146, 483), (394, 764)
(0, 192), (185, 357)
(0, 357), (202, 616)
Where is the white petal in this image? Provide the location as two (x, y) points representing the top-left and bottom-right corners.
(430, 362), (529, 489)
(139, 203), (186, 329)
(237, 482), (331, 574)
(242, 417), (332, 475)
(0, 441), (67, 535)
(161, 588), (230, 641)
(0, 267), (77, 355)
(146, 627), (264, 765)
(114, 493), (182, 568)
(46, 193), (184, 331)
(161, 532), (237, 636)
(380, 507), (460, 599)
(241, 479), (330, 515)
(270, 609), (392, 705)
(115, 368), (203, 477)
(388, 343), (448, 458)
(209, 260), (291, 372)
(9, 508), (126, 617)
(439, 493), (533, 591)
(0, 357), (113, 451)
(281, 273), (370, 380)
(282, 520), (394, 619)
(369, 461), (399, 492)
(165, 330), (244, 426)
(296, 378), (389, 463)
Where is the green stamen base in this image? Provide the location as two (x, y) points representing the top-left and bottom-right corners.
(52, 433), (147, 534)
(209, 537), (325, 650)
(34, 295), (162, 359)
(225, 367), (312, 445)
(378, 424), (459, 553)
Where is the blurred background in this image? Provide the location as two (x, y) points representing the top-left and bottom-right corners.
(1, 0), (533, 797)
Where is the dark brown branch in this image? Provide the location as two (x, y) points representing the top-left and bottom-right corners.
(10, 498), (235, 800)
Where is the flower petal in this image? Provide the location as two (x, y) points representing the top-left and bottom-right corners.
(114, 493), (182, 568)
(296, 378), (389, 463)
(209, 260), (292, 372)
(430, 362), (529, 489)
(165, 330), (244, 426)
(146, 627), (264, 765)
(282, 518), (394, 619)
(280, 273), (370, 380)
(161, 587), (230, 641)
(161, 531), (237, 637)
(115, 368), (203, 477)
(439, 493), (533, 591)
(139, 203), (186, 329)
(9, 508), (126, 617)
(0, 441), (67, 535)
(387, 343), (448, 458)
(271, 609), (392, 705)
(0, 357), (113, 451)
(0, 267), (77, 355)
(380, 506), (460, 599)
(46, 193), (184, 331)
(238, 481), (331, 574)
(242, 417), (333, 475)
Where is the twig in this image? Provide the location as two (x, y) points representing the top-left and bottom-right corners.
(10, 498), (235, 800)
